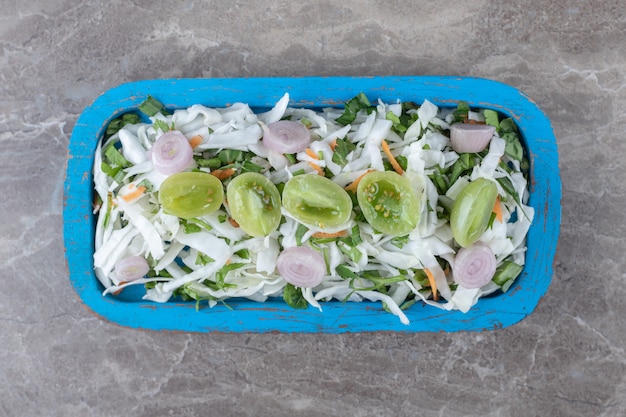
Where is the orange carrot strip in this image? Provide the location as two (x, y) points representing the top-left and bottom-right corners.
(311, 230), (349, 239)
(228, 217), (240, 228)
(210, 168), (236, 181)
(493, 196), (503, 223)
(308, 162), (324, 176)
(120, 185), (147, 203)
(188, 135), (203, 149)
(344, 170), (373, 193)
(424, 268), (439, 301)
(381, 140), (404, 175)
(329, 139), (337, 151)
(112, 282), (128, 295)
(305, 148), (319, 160)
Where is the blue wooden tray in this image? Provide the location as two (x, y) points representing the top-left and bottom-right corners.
(63, 76), (561, 333)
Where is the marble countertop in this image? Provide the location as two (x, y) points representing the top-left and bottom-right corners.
(1, 1), (624, 416)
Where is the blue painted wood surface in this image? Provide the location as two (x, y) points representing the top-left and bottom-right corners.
(63, 76), (561, 333)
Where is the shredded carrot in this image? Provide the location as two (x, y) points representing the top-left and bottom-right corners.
(329, 139), (337, 151)
(304, 148), (324, 174)
(381, 140), (404, 175)
(311, 230), (349, 239)
(493, 196), (503, 223)
(344, 170), (373, 192)
(112, 282), (128, 296)
(305, 148), (319, 160)
(308, 162), (324, 176)
(424, 268), (439, 301)
(120, 185), (146, 203)
(188, 135), (203, 149)
(210, 168), (236, 181)
(228, 217), (240, 228)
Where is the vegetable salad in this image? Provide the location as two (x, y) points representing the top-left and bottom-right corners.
(93, 93), (533, 324)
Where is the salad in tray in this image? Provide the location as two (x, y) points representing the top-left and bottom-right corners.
(92, 92), (533, 324)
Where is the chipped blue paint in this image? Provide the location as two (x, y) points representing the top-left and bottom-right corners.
(63, 76), (561, 333)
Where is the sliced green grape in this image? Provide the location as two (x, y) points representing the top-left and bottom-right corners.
(282, 174), (352, 229)
(450, 177), (498, 247)
(158, 172), (224, 219)
(356, 171), (420, 236)
(226, 172), (281, 237)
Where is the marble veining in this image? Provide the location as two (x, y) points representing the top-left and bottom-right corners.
(1, 1), (625, 416)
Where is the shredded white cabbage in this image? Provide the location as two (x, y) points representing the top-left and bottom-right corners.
(93, 94), (533, 325)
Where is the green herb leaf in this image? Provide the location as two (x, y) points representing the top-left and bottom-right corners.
(195, 252), (215, 266)
(496, 176), (521, 206)
(484, 109), (500, 129)
(283, 283), (309, 309)
(295, 223), (308, 246)
(214, 263), (246, 289)
(104, 145), (131, 168)
(337, 241), (362, 263)
(501, 132), (524, 162)
(100, 162), (124, 182)
(234, 249), (250, 259)
(285, 153), (297, 164)
(182, 220), (202, 234)
(390, 235), (409, 249)
(449, 152), (475, 185)
(336, 264), (357, 279)
(137, 179), (153, 192)
(138, 95), (170, 117)
(195, 157), (222, 168)
(350, 273), (406, 292)
(241, 160), (265, 173)
(492, 260), (524, 292)
(153, 119), (173, 133)
(429, 167), (449, 195)
(336, 92), (372, 125)
(105, 113), (141, 139)
(331, 138), (356, 167)
(499, 118), (518, 134)
(219, 149), (243, 164)
(453, 101), (470, 123)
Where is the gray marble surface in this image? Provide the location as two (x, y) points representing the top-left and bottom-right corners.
(1, 1), (624, 416)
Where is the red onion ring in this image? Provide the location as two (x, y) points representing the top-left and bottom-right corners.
(276, 246), (326, 288)
(450, 123), (496, 153)
(262, 120), (311, 154)
(115, 256), (150, 282)
(151, 130), (194, 175)
(453, 242), (497, 289)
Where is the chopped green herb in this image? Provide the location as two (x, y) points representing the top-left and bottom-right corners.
(295, 223), (308, 246)
(390, 235), (409, 249)
(104, 145), (131, 169)
(195, 252), (215, 266)
(484, 109), (500, 129)
(336, 264), (357, 279)
(336, 92), (372, 125)
(138, 95), (170, 117)
(153, 119), (173, 133)
(492, 260), (524, 292)
(283, 283), (309, 309)
(181, 220), (202, 234)
(234, 249), (250, 259)
(453, 101), (470, 122)
(105, 113), (141, 139)
(331, 138), (357, 167)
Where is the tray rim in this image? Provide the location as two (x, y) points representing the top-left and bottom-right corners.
(63, 75), (561, 333)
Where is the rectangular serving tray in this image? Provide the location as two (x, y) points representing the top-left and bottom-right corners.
(63, 76), (561, 333)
